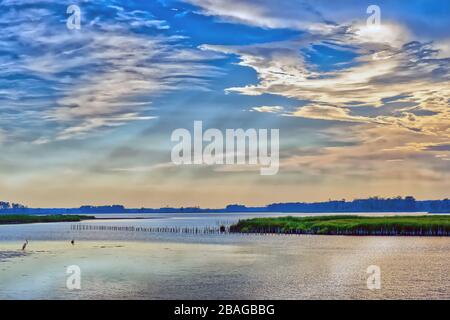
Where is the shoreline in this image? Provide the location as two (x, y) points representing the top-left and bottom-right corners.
(0, 215), (95, 225)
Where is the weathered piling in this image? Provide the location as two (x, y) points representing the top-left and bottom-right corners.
(70, 224), (231, 235)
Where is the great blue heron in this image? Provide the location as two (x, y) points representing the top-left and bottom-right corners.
(22, 240), (28, 251)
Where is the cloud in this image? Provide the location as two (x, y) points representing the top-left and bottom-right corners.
(56, 114), (157, 141)
(185, 0), (450, 41)
(251, 106), (284, 113)
(425, 143), (450, 152)
(292, 105), (371, 123)
(108, 5), (170, 30)
(198, 7), (450, 180)
(434, 39), (450, 59)
(280, 124), (450, 181)
(0, 1), (222, 141)
(185, 0), (336, 33)
(204, 25), (450, 135)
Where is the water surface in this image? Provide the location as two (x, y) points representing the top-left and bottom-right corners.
(0, 212), (448, 299)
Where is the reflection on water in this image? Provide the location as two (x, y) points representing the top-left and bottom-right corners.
(0, 212), (449, 299)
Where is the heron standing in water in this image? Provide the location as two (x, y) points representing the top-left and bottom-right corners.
(22, 240), (28, 251)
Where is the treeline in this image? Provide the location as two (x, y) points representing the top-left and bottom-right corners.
(264, 197), (450, 213)
(0, 203), (204, 214)
(0, 201), (27, 210)
(0, 196), (449, 214)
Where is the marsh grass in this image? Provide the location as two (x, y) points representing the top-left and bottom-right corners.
(230, 215), (450, 236)
(0, 214), (94, 225)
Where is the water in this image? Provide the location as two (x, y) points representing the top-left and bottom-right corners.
(0, 212), (449, 299)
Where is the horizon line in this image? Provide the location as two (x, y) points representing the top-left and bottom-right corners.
(2, 195), (449, 210)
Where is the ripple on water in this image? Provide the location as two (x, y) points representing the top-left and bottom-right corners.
(0, 251), (28, 262)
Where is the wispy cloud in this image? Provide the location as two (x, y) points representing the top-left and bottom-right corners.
(185, 0), (336, 33)
(196, 4), (450, 180)
(251, 106), (284, 113)
(0, 1), (222, 141)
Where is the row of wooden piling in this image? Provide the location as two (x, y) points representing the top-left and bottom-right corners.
(71, 224), (450, 236)
(70, 224), (229, 235)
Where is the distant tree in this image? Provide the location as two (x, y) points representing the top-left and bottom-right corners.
(12, 203), (26, 209)
(0, 201), (11, 209)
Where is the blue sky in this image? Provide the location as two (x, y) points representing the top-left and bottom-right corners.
(0, 0), (449, 207)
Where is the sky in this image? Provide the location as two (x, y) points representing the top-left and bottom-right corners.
(0, 0), (449, 208)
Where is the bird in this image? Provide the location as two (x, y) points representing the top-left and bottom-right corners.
(71, 239), (75, 246)
(22, 240), (28, 251)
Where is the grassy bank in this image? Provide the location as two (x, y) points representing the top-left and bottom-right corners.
(0, 215), (95, 225)
(230, 215), (450, 236)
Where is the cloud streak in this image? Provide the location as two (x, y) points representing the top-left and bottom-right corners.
(0, 1), (222, 141)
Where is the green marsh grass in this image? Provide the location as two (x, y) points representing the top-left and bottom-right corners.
(0, 215), (94, 225)
(230, 215), (450, 236)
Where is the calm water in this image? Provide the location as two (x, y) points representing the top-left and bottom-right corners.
(0, 212), (449, 299)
